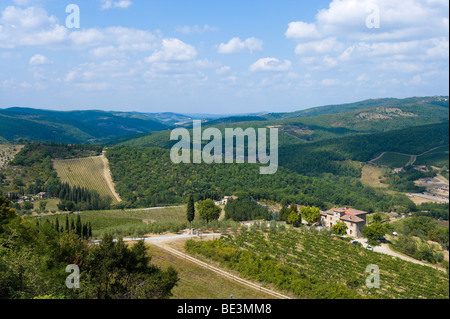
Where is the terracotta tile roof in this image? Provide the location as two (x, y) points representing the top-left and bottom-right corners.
(340, 214), (364, 223)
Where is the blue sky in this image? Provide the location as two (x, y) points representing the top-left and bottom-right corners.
(0, 0), (448, 114)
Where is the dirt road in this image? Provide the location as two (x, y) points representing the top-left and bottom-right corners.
(100, 153), (122, 202)
(97, 233), (291, 299)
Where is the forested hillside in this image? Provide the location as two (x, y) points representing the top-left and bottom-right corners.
(106, 146), (411, 212)
(279, 122), (449, 177)
(116, 97), (449, 147)
(0, 108), (169, 144)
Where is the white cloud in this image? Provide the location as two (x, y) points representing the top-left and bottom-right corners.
(249, 58), (292, 72)
(175, 24), (218, 35)
(146, 38), (197, 63)
(100, 0), (132, 10)
(295, 37), (343, 55)
(29, 54), (50, 65)
(285, 0), (449, 78)
(217, 37), (263, 54)
(0, 6), (67, 48)
(286, 21), (321, 39)
(216, 66), (231, 74)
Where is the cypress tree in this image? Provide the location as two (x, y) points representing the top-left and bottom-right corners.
(76, 215), (82, 237)
(65, 215), (69, 233)
(186, 195), (195, 233)
(88, 223), (92, 239)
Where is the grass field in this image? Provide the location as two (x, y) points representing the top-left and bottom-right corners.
(39, 206), (190, 238)
(53, 156), (119, 203)
(361, 164), (389, 188)
(146, 243), (277, 299)
(373, 152), (412, 168)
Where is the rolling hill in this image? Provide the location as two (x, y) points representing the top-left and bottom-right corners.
(0, 107), (170, 144)
(116, 96), (449, 149)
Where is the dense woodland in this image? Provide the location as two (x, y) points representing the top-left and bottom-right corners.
(279, 122), (449, 177)
(224, 197), (273, 221)
(107, 146), (413, 212)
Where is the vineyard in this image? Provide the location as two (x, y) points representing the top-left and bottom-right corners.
(53, 156), (120, 203)
(186, 228), (449, 299)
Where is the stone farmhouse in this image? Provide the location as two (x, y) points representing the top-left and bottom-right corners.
(321, 206), (369, 238)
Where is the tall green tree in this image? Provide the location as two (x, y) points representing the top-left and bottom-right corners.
(287, 211), (301, 227)
(301, 206), (321, 225)
(65, 215), (69, 233)
(76, 215), (82, 237)
(331, 221), (348, 236)
(39, 201), (47, 213)
(186, 195), (195, 232)
(197, 199), (221, 223)
(362, 222), (386, 245)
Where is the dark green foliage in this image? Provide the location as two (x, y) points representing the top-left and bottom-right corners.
(186, 195), (195, 229)
(415, 203), (449, 220)
(0, 197), (178, 299)
(224, 197), (272, 222)
(82, 235), (178, 299)
(362, 222), (386, 244)
(279, 122), (449, 177)
(331, 221), (348, 236)
(383, 167), (436, 193)
(0, 108), (169, 144)
(106, 146), (413, 213)
(197, 199), (221, 223)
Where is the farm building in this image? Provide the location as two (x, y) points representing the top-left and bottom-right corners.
(320, 206), (369, 238)
(35, 192), (50, 199)
(221, 196), (239, 205)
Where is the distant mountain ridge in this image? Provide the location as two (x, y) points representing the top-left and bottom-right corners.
(0, 108), (169, 144)
(1, 96), (448, 144)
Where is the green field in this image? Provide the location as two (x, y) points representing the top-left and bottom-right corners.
(415, 145), (449, 168)
(373, 152), (412, 168)
(53, 156), (119, 203)
(39, 206), (189, 238)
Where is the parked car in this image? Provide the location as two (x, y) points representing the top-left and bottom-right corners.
(352, 241), (359, 245)
(366, 245), (373, 251)
(392, 232), (398, 237)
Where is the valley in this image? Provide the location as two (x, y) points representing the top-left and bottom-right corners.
(1, 96), (449, 300)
